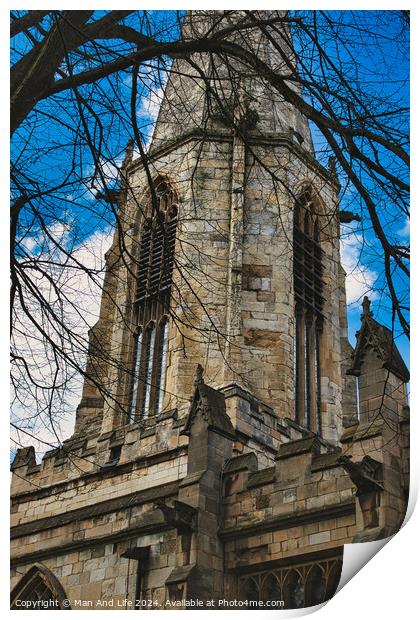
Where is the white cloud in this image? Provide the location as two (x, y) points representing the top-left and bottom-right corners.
(135, 66), (169, 155)
(137, 64), (167, 123)
(139, 84), (165, 124)
(99, 157), (123, 184)
(47, 221), (72, 243)
(85, 156), (124, 189)
(20, 235), (37, 254)
(11, 225), (113, 457)
(340, 232), (378, 305)
(397, 217), (409, 239)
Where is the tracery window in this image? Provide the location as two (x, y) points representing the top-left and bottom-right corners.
(293, 190), (324, 434)
(128, 179), (177, 419)
(11, 564), (69, 610)
(238, 556), (342, 609)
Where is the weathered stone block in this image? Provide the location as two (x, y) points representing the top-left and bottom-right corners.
(309, 531), (331, 545)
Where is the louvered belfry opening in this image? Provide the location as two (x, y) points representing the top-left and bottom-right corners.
(128, 179), (177, 419)
(293, 190), (324, 434)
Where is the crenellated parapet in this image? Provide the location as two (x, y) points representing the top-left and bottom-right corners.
(11, 350), (409, 608)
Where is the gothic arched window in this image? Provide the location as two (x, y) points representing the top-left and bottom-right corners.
(11, 564), (69, 609)
(293, 190), (324, 433)
(261, 573), (282, 608)
(283, 569), (305, 609)
(325, 558), (343, 601)
(305, 564), (326, 606)
(237, 554), (342, 610)
(128, 179), (177, 419)
(239, 576), (260, 605)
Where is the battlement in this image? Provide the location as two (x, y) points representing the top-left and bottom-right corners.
(11, 368), (409, 609)
(11, 379), (342, 506)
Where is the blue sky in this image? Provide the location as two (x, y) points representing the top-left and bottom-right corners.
(292, 11), (409, 367)
(11, 9), (409, 375)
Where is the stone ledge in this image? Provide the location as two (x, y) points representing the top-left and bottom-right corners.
(340, 418), (385, 443)
(11, 446), (187, 505)
(276, 421), (291, 439)
(25, 464), (41, 475)
(219, 384), (273, 419)
(166, 564), (196, 585)
(352, 526), (387, 543)
(232, 546), (344, 575)
(156, 408), (178, 422)
(311, 451), (343, 472)
(11, 513), (176, 569)
(339, 424), (359, 443)
(247, 467), (275, 489)
(76, 396), (104, 411)
(140, 428), (156, 439)
(275, 435), (320, 460)
(11, 480), (179, 540)
(223, 452), (258, 475)
(219, 499), (355, 541)
(62, 437), (87, 451)
(80, 447), (96, 458)
(128, 129), (338, 192)
(179, 470), (207, 488)
(283, 417), (313, 437)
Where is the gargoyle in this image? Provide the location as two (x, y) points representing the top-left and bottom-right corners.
(339, 455), (384, 530)
(154, 499), (197, 533)
(338, 455), (383, 496)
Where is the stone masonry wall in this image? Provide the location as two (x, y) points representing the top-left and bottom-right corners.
(95, 132), (345, 444)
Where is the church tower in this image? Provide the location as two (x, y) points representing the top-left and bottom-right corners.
(78, 10), (347, 446)
(11, 11), (409, 611)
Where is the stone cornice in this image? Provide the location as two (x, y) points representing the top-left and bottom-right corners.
(219, 499), (355, 541)
(231, 546), (344, 575)
(127, 128), (340, 192)
(11, 497), (354, 569)
(11, 446), (187, 505)
(11, 517), (175, 569)
(11, 480), (179, 541)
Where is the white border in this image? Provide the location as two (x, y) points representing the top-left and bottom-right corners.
(3, 3), (417, 618)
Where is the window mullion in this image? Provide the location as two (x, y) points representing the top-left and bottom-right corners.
(142, 325), (156, 417)
(155, 318), (170, 414)
(315, 325), (322, 434)
(296, 306), (305, 426)
(128, 331), (143, 420)
(304, 314), (311, 429)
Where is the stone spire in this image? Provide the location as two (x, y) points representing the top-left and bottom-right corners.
(150, 10), (313, 154)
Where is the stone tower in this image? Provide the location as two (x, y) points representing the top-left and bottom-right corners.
(78, 10), (346, 446)
(11, 11), (409, 611)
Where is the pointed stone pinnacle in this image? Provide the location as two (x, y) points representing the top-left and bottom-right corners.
(194, 363), (204, 387)
(361, 296), (373, 321)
